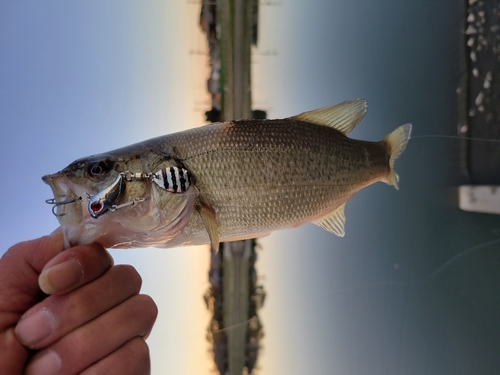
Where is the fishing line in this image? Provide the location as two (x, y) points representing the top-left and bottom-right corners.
(328, 237), (500, 296)
(160, 317), (257, 346)
(422, 238), (500, 281)
(410, 134), (500, 143)
(210, 317), (256, 334)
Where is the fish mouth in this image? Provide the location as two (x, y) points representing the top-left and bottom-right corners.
(44, 171), (98, 249)
(43, 172), (87, 225)
(43, 170), (196, 249)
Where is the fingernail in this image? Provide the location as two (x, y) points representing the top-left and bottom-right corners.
(27, 350), (61, 375)
(39, 258), (84, 295)
(16, 308), (56, 348)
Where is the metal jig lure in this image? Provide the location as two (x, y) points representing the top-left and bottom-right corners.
(87, 173), (125, 218)
(46, 166), (191, 219)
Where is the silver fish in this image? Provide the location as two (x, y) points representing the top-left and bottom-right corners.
(43, 99), (411, 251)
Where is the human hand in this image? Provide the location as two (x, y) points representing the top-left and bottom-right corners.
(0, 229), (158, 375)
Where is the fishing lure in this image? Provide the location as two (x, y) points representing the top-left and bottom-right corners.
(151, 166), (192, 193)
(87, 173), (126, 218)
(47, 166), (192, 219)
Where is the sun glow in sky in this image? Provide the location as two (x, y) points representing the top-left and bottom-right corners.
(1, 2), (213, 373)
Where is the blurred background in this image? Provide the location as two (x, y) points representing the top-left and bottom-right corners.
(1, 1), (500, 374)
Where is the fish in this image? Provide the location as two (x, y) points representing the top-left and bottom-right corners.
(43, 99), (411, 251)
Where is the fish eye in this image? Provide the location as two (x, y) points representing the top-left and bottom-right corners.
(87, 161), (111, 177)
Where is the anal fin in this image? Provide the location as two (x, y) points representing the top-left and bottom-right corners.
(312, 203), (347, 237)
(197, 199), (220, 253)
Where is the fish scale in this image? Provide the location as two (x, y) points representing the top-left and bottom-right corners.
(42, 99), (411, 250)
(142, 119), (387, 245)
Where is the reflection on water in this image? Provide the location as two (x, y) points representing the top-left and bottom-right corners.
(199, 2), (266, 373)
(196, 0), (500, 374)
(204, 241), (265, 374)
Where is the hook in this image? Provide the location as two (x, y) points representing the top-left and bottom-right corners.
(45, 197), (82, 217)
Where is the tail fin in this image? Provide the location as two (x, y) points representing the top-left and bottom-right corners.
(382, 124), (412, 189)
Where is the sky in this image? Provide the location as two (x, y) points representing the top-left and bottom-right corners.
(2, 1), (500, 375)
(1, 1), (213, 373)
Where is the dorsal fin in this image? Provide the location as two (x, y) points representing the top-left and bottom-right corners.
(290, 99), (367, 135)
(312, 203), (347, 237)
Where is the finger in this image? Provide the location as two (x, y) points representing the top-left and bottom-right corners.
(38, 243), (113, 295)
(25, 294), (158, 375)
(0, 229), (63, 375)
(80, 337), (151, 375)
(16, 265), (142, 349)
(0, 327), (28, 375)
(0, 228), (63, 309)
(16, 227), (65, 274)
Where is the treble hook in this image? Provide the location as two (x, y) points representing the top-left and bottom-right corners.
(45, 197), (82, 217)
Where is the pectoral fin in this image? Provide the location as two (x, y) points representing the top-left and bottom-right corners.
(312, 203), (347, 237)
(197, 200), (220, 253)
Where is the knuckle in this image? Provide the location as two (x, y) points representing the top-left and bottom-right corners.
(129, 337), (150, 360)
(127, 338), (152, 375)
(81, 338), (151, 375)
(139, 294), (158, 322)
(113, 264), (143, 292)
(92, 243), (114, 266)
(80, 243), (112, 270)
(128, 295), (158, 335)
(54, 243), (110, 276)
